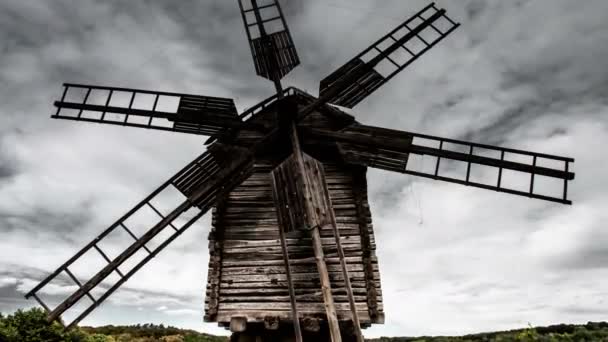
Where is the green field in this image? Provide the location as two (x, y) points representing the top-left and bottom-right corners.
(1, 308), (607, 341)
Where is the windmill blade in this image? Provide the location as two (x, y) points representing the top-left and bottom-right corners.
(303, 125), (575, 205)
(238, 0), (300, 81)
(25, 145), (255, 328)
(53, 83), (248, 137)
(319, 3), (459, 109)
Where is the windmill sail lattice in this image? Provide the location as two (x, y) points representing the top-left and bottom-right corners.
(238, 0), (300, 81)
(319, 3), (459, 108)
(53, 83), (243, 136)
(25, 148), (255, 328)
(305, 125), (574, 204)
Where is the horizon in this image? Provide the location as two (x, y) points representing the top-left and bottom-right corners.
(2, 307), (608, 339)
(1, 0), (607, 339)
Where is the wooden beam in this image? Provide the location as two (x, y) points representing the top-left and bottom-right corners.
(288, 121), (342, 342)
(321, 181), (363, 342)
(300, 149), (362, 341)
(352, 169), (379, 322)
(205, 204), (226, 321)
(230, 316), (247, 333)
(271, 171), (303, 342)
(310, 227), (341, 341)
(46, 200), (193, 324)
(304, 128), (575, 180)
(264, 316), (280, 330)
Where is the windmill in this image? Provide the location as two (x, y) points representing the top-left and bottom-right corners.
(25, 1), (575, 342)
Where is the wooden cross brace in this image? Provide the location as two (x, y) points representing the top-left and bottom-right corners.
(270, 121), (364, 342)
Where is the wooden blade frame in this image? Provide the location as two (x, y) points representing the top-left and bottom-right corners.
(25, 148), (255, 328)
(304, 126), (575, 205)
(238, 0), (300, 81)
(53, 83), (245, 137)
(319, 3), (459, 108)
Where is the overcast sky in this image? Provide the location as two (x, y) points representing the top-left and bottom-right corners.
(1, 0), (607, 339)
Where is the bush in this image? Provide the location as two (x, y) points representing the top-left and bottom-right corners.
(0, 307), (88, 342)
(87, 334), (116, 342)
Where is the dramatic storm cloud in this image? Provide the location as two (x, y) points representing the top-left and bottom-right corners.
(1, 0), (607, 338)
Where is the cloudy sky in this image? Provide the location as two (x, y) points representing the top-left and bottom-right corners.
(1, 0), (607, 338)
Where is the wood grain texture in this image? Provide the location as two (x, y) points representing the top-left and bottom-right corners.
(204, 159), (383, 326)
(202, 107), (383, 329)
(352, 168), (381, 322)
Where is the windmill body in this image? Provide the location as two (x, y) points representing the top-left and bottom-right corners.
(24, 2), (575, 342)
(204, 89), (384, 332)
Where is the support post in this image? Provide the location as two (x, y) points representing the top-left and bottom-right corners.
(288, 121), (342, 342)
(230, 317), (247, 333)
(260, 1), (341, 334)
(310, 226), (342, 342)
(272, 173), (303, 342)
(322, 221), (363, 341)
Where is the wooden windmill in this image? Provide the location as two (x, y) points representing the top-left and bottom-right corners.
(26, 1), (575, 341)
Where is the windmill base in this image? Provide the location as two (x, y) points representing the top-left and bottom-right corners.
(230, 331), (359, 342)
(229, 321), (360, 342)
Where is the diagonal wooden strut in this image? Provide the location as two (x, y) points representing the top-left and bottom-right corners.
(271, 173), (303, 342)
(304, 156), (363, 342)
(273, 122), (363, 341)
(269, 79), (304, 341)
(321, 193), (363, 342)
(287, 133), (341, 342)
(26, 146), (256, 328)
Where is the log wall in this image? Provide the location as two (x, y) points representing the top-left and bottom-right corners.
(204, 161), (383, 327)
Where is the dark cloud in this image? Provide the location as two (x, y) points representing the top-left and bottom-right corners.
(0, 158), (18, 181)
(0, 204), (93, 237)
(410, 0), (608, 149)
(1, 0), (607, 338)
(464, 0), (487, 22)
(458, 103), (532, 146)
(0, 164), (16, 179)
(561, 305), (608, 316)
(564, 248), (608, 270)
(556, 229), (608, 270)
(0, 282), (32, 314)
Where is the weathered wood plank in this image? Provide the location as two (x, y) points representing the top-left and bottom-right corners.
(222, 223), (375, 232)
(215, 310), (371, 324)
(221, 263), (377, 276)
(221, 242), (369, 255)
(218, 302), (373, 311)
(212, 281), (381, 292)
(221, 255), (376, 267)
(222, 236), (362, 248)
(352, 167), (381, 323)
(221, 227), (373, 238)
(221, 226), (375, 236)
(219, 271), (380, 283)
(204, 158), (384, 326)
(218, 294), (369, 303)
(221, 250), (367, 261)
(220, 217), (367, 227)
(205, 204), (225, 321)
(215, 287), (382, 297)
(224, 221), (373, 232)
